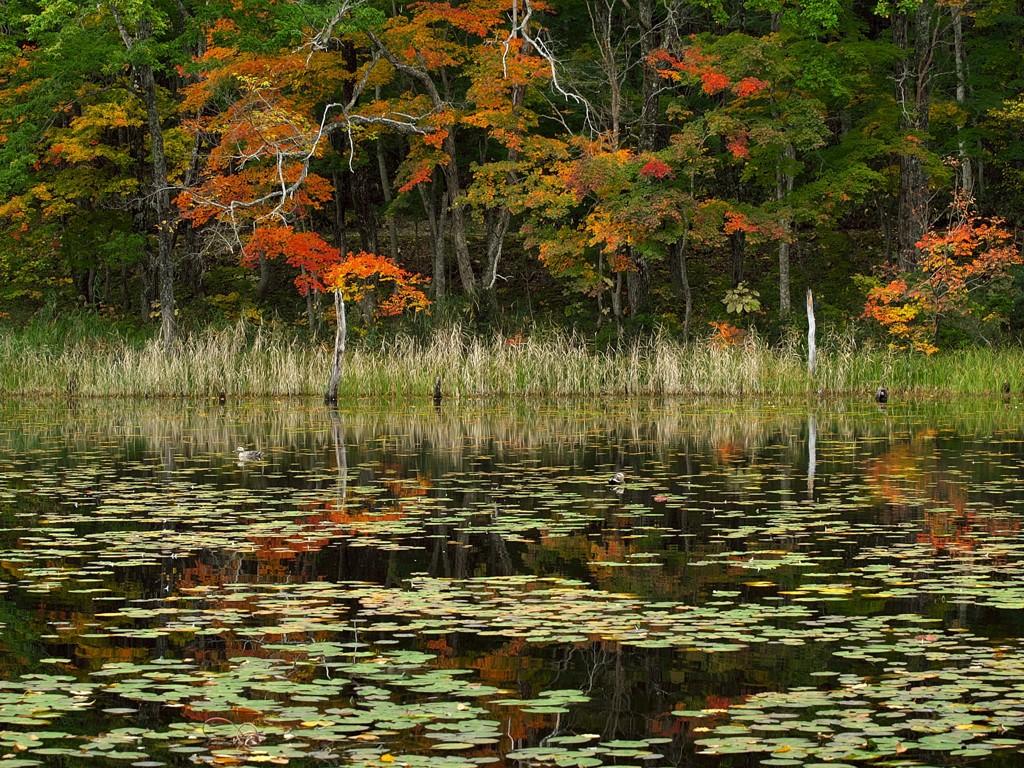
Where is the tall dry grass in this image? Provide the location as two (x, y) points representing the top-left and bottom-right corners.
(0, 321), (1020, 399)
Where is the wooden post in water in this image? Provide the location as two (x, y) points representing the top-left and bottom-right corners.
(433, 377), (443, 408)
(806, 288), (816, 379)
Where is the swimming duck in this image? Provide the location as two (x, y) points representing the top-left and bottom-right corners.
(608, 471), (626, 486)
(875, 386), (888, 404)
(235, 446), (264, 461)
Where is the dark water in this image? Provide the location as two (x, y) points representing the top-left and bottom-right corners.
(1, 398), (1024, 767)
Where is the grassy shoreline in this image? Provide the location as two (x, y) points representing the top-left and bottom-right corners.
(0, 321), (1020, 399)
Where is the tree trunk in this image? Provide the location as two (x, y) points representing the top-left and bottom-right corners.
(481, 74), (525, 301)
(111, 7), (176, 354)
(363, 33), (478, 295)
(637, 0), (660, 152)
(324, 291), (346, 406)
(376, 139), (400, 260)
(332, 170), (349, 254)
(731, 231), (745, 287)
(669, 236), (692, 343)
(806, 288), (816, 378)
(893, 0), (935, 271)
(352, 169), (380, 254)
(121, 264), (130, 309)
(483, 206), (511, 293)
(138, 59), (175, 353)
(587, 0), (622, 144)
(777, 143), (795, 317)
(257, 254), (271, 301)
(418, 170), (447, 301)
(612, 270), (624, 343)
(626, 250), (650, 317)
(952, 6), (973, 198)
(441, 136), (477, 295)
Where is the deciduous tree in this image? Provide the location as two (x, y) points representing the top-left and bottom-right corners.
(863, 191), (1021, 352)
(323, 251), (430, 405)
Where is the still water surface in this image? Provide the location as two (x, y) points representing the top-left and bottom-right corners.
(0, 398), (1023, 767)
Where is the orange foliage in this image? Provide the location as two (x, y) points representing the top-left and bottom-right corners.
(708, 321), (746, 348)
(176, 36), (338, 233)
(863, 192), (1021, 353)
(422, 128), (449, 149)
(242, 225), (340, 295)
(723, 211), (756, 234)
(649, 45), (729, 92)
(324, 252), (431, 317)
(725, 133), (749, 159)
(862, 278), (936, 354)
(700, 70), (731, 94)
(397, 156), (438, 194)
(610, 251), (638, 273)
(734, 76), (769, 98)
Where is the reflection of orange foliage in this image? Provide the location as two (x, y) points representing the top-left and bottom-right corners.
(704, 693), (735, 710)
(314, 501), (404, 525)
(178, 561), (227, 591)
(866, 429), (1020, 555)
(472, 638), (531, 685)
(920, 507), (975, 554)
(74, 642), (150, 666)
(505, 709), (555, 741)
(650, 711), (687, 738)
(714, 441), (742, 464)
(919, 507), (1018, 556)
(653, 694), (735, 738)
(864, 432), (937, 514)
(426, 637), (454, 658)
(469, 639), (553, 741)
(384, 477), (431, 498)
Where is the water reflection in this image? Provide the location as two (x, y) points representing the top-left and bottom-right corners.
(0, 397), (1023, 766)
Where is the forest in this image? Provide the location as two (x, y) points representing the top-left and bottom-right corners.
(0, 0), (1022, 354)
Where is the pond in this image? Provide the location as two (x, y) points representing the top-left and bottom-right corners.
(1, 397), (1024, 767)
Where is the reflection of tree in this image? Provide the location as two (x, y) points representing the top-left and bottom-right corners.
(10, 399), (1016, 473)
(864, 428), (1020, 556)
(864, 430), (942, 521)
(808, 413), (816, 501)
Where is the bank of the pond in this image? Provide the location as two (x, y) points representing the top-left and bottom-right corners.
(0, 323), (1021, 398)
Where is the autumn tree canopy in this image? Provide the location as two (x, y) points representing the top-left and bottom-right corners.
(0, 0), (1022, 350)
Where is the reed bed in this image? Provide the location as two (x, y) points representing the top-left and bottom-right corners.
(0, 321), (1020, 399)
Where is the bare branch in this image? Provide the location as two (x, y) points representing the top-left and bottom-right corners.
(503, 0), (595, 135)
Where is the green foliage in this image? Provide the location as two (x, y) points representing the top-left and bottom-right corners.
(0, 0), (1019, 349)
(723, 282), (762, 314)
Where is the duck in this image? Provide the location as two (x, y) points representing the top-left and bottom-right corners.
(608, 471), (626, 486)
(235, 446), (264, 461)
(875, 386), (888, 404)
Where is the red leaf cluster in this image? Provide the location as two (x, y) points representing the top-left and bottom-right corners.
(242, 226), (340, 295)
(639, 158), (674, 180)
